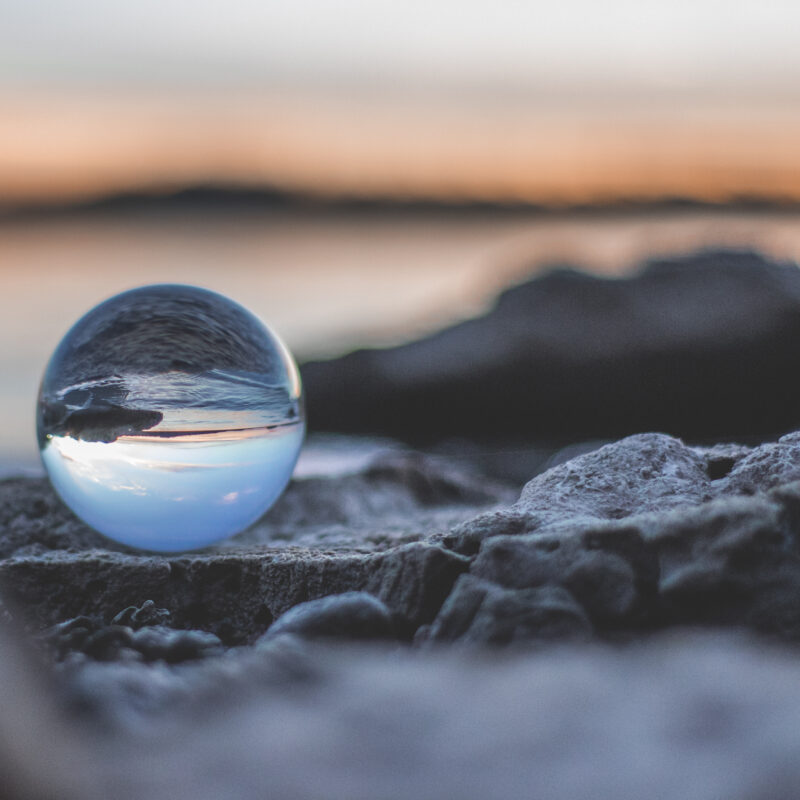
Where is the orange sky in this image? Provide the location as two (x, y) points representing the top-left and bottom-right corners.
(2, 87), (800, 208)
(4, 1), (800, 208)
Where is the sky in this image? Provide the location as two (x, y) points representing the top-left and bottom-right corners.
(2, 1), (800, 205)
(4, 0), (800, 93)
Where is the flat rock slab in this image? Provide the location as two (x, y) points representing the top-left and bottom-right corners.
(2, 543), (469, 643)
(0, 448), (504, 642)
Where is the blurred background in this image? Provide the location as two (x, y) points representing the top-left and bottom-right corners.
(3, 0), (800, 472)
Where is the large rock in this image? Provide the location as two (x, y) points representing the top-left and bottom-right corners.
(301, 249), (800, 444)
(428, 432), (800, 645)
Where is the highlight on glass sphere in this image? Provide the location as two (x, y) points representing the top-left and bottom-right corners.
(37, 285), (304, 552)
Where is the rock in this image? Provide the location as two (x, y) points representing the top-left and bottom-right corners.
(42, 403), (163, 444)
(419, 574), (591, 646)
(691, 442), (753, 481)
(0, 541), (469, 645)
(259, 592), (395, 643)
(111, 600), (171, 629)
(68, 623), (220, 664)
(120, 626), (223, 663)
(444, 433), (712, 554)
(41, 608), (222, 663)
(427, 432), (800, 645)
(88, 633), (800, 800)
(651, 490), (800, 636)
(431, 527), (650, 643)
(0, 443), (491, 643)
(0, 476), (117, 557)
(63, 632), (320, 729)
(234, 449), (513, 549)
(301, 249), (800, 445)
(474, 535), (640, 623)
(716, 433), (800, 496)
(7, 615), (800, 800)
(13, 248), (800, 798)
(0, 440), (504, 640)
(515, 432), (710, 518)
(43, 616), (101, 659)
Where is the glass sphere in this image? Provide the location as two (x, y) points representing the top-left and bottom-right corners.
(37, 285), (304, 552)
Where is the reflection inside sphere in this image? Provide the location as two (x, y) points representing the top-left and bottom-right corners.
(37, 285), (304, 552)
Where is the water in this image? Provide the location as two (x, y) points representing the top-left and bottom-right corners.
(7, 206), (800, 471)
(37, 284), (304, 552)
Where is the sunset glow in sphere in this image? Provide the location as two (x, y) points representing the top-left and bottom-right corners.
(37, 285), (304, 552)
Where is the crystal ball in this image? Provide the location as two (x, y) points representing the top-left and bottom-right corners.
(37, 285), (304, 552)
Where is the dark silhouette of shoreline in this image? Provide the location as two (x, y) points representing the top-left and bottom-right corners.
(40, 404), (164, 444)
(300, 249), (800, 449)
(4, 184), (800, 225)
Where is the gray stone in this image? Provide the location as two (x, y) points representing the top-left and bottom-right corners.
(259, 592), (395, 643)
(431, 526), (650, 642)
(0, 446), (513, 560)
(0, 542), (468, 645)
(10, 429), (800, 652)
(42, 610), (222, 664)
(12, 250), (800, 798)
(474, 535), (640, 623)
(445, 433), (712, 554)
(111, 600), (171, 629)
(234, 449), (513, 550)
(515, 432), (710, 518)
(7, 618), (800, 800)
(716, 435), (800, 496)
(650, 491), (800, 636)
(428, 432), (800, 645)
(690, 442), (753, 481)
(420, 574), (591, 646)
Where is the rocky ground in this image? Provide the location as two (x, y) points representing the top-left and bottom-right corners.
(5, 249), (800, 799)
(4, 430), (800, 799)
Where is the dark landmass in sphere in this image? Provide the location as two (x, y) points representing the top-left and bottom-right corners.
(39, 405), (164, 445)
(38, 285), (296, 444)
(44, 285), (289, 390)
